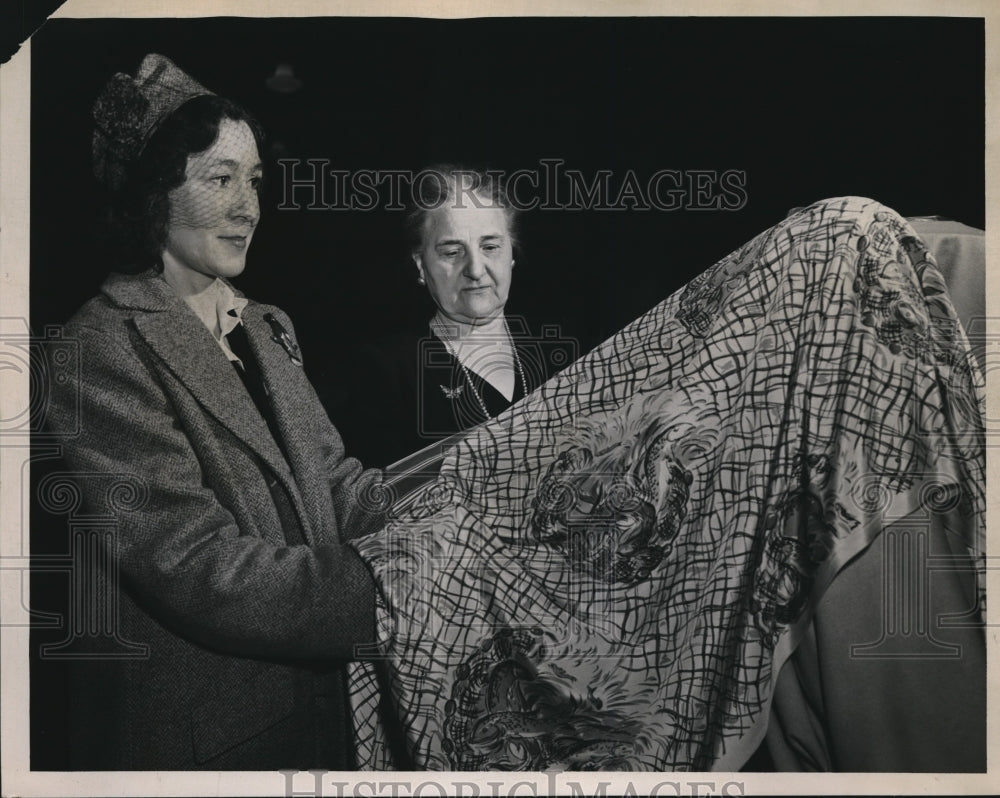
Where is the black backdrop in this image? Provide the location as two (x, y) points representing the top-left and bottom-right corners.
(28, 15), (984, 769)
(31, 17), (984, 394)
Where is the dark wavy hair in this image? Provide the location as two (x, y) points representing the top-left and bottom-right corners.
(404, 165), (519, 256)
(103, 95), (265, 273)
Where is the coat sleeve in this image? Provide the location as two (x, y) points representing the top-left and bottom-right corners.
(46, 319), (378, 661)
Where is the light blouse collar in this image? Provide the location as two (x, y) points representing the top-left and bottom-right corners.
(170, 276), (249, 363)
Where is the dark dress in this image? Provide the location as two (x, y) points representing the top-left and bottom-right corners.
(338, 318), (564, 470)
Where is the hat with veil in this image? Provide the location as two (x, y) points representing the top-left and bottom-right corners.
(92, 53), (213, 191)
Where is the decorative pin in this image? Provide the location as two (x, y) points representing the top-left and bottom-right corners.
(263, 313), (303, 367)
(440, 384), (464, 399)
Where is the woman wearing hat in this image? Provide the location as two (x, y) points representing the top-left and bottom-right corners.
(45, 54), (384, 770)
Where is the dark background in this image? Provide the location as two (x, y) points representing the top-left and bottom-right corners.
(30, 17), (985, 380)
(29, 15), (984, 769)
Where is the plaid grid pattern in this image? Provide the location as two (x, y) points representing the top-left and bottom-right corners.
(348, 197), (984, 771)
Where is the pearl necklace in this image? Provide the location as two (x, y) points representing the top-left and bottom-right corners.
(431, 315), (528, 420)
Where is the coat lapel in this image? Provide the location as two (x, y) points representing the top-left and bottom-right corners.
(105, 272), (297, 495)
(241, 304), (329, 543)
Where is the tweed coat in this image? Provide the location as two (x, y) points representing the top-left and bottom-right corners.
(45, 269), (385, 770)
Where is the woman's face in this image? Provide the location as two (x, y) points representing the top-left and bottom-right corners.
(161, 118), (262, 285)
(415, 198), (514, 325)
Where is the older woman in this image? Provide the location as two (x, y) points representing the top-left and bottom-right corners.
(341, 167), (561, 469)
(45, 54), (384, 770)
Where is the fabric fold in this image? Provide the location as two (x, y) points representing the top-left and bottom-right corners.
(348, 196), (984, 771)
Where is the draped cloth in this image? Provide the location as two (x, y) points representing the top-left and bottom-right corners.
(346, 197), (985, 771)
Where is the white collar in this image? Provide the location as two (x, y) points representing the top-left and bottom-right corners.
(175, 278), (249, 364)
(430, 312), (507, 345)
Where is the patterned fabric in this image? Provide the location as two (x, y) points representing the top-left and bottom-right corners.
(348, 197), (985, 771)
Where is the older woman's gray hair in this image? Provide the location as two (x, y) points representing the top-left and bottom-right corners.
(404, 165), (519, 255)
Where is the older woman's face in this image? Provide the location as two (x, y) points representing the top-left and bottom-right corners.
(162, 118), (262, 284)
(415, 199), (514, 325)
